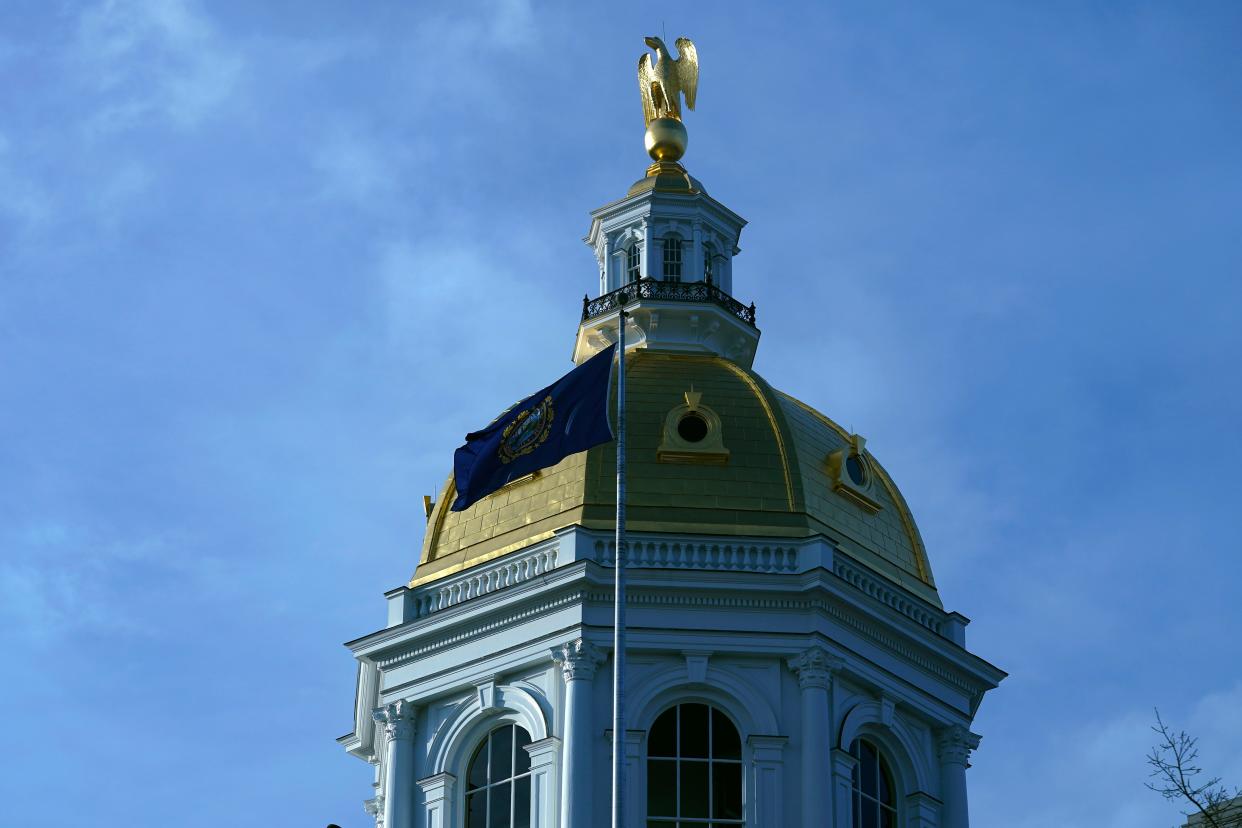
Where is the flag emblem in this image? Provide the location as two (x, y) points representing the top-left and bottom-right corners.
(450, 344), (616, 512)
(499, 395), (555, 463)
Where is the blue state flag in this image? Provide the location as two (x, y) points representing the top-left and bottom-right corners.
(451, 344), (617, 512)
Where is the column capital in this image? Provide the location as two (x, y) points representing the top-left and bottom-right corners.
(363, 794), (384, 828)
(551, 638), (606, 682)
(372, 699), (417, 742)
(936, 724), (981, 766)
(787, 645), (843, 690)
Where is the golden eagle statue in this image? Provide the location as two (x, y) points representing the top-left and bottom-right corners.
(638, 36), (698, 126)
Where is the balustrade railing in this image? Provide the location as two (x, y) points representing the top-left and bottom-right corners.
(582, 278), (757, 327)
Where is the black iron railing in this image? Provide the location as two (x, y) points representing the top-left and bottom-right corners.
(581, 278), (757, 327)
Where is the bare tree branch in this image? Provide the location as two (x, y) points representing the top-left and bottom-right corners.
(1146, 709), (1242, 828)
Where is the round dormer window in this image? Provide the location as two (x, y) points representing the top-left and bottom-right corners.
(846, 453), (869, 486)
(677, 412), (709, 443)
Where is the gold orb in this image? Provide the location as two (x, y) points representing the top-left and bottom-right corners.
(644, 117), (688, 162)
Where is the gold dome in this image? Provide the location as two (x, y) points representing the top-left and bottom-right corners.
(414, 351), (938, 606)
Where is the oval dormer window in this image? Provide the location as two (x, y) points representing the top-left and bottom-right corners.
(846, 453), (869, 487)
(677, 412), (709, 443)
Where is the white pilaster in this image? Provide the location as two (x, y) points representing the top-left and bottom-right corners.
(373, 700), (417, 828)
(624, 729), (644, 826)
(417, 772), (455, 828)
(527, 736), (562, 828)
(788, 646), (841, 826)
(551, 638), (605, 828)
(905, 790), (941, 828)
(937, 726), (980, 828)
(830, 748), (857, 828)
(748, 735), (788, 827)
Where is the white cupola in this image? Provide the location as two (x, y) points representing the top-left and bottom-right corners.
(573, 165), (760, 367)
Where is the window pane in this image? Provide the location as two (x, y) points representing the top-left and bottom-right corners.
(513, 776), (531, 828)
(711, 708), (740, 759)
(492, 726), (513, 781)
(468, 741), (489, 791)
(650, 708), (678, 758)
(488, 781), (511, 828)
(680, 704), (709, 758)
(647, 759), (677, 817)
(467, 790), (487, 828)
(712, 762), (742, 819)
(877, 761), (892, 805)
(663, 237), (681, 279)
(859, 743), (877, 797)
(852, 792), (861, 828)
(647, 823), (676, 828)
(860, 796), (878, 828)
(514, 726), (532, 775)
(880, 806), (896, 828)
(680, 760), (709, 818)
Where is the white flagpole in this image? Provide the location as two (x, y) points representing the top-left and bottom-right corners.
(611, 302), (628, 828)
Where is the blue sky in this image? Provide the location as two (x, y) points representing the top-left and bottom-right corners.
(2, 2), (1240, 826)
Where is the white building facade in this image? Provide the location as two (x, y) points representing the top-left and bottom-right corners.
(340, 147), (1005, 828)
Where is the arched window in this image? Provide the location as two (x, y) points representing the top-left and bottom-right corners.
(465, 724), (532, 828)
(663, 235), (683, 282)
(850, 737), (898, 828)
(703, 244), (715, 284)
(647, 703), (743, 826)
(626, 243), (642, 283)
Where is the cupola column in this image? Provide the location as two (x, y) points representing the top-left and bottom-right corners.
(690, 220), (704, 283)
(552, 639), (605, 828)
(600, 235), (612, 295)
(788, 646), (842, 827)
(937, 725), (981, 828)
(639, 219), (652, 280)
(372, 700), (417, 828)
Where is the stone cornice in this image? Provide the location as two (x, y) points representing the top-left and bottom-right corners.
(362, 564), (1000, 705)
(374, 588), (587, 670)
(355, 530), (965, 659)
(350, 547), (1003, 719)
(345, 556), (592, 657)
(583, 585), (997, 698)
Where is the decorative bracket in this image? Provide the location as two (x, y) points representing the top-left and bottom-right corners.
(475, 679), (500, 713)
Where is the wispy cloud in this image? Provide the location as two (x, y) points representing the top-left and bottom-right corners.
(312, 130), (411, 207)
(0, 132), (53, 234)
(0, 518), (227, 646)
(72, 0), (245, 133)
